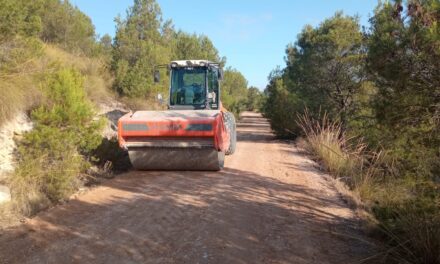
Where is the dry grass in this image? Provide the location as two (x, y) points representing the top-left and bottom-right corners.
(296, 110), (440, 264)
(0, 202), (21, 228)
(7, 178), (50, 217)
(295, 110), (402, 205)
(0, 75), (42, 123)
(44, 45), (115, 105)
(296, 110), (371, 191)
(0, 44), (114, 127)
(0, 39), (44, 126)
(0, 162), (50, 226)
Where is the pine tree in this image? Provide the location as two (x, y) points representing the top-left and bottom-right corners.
(112, 0), (170, 97)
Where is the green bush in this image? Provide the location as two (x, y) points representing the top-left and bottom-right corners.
(10, 68), (104, 215)
(262, 71), (303, 138)
(246, 87), (263, 111)
(111, 0), (170, 98)
(373, 186), (440, 264)
(31, 68), (104, 152)
(221, 68), (249, 118)
(0, 0), (98, 56)
(0, 0), (42, 40)
(366, 1), (440, 182)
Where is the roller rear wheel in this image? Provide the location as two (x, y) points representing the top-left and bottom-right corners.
(224, 112), (237, 155)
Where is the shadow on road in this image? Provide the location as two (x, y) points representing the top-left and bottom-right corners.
(0, 171), (374, 263)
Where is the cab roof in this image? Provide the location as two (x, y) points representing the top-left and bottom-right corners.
(170, 60), (218, 67)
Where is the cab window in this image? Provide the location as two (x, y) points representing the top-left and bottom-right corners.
(170, 68), (206, 106)
(208, 68), (219, 109)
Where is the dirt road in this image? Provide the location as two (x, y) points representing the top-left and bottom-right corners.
(0, 112), (374, 264)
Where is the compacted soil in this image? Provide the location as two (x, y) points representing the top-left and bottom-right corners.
(0, 112), (374, 264)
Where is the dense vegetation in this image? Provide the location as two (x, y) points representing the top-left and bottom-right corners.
(263, 1), (439, 263)
(11, 69), (104, 215)
(0, 0), (111, 217)
(0, 0), (251, 125)
(0, 0), (111, 126)
(110, 0), (249, 113)
(0, 0), (253, 221)
(0, 0), (101, 55)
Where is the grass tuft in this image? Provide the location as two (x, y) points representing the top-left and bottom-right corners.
(296, 110), (369, 190)
(297, 110), (440, 264)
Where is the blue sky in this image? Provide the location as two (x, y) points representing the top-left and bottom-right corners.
(71, 0), (378, 89)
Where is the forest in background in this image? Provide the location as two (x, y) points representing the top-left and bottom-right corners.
(0, 0), (261, 223)
(262, 1), (439, 263)
(0, 0), (259, 125)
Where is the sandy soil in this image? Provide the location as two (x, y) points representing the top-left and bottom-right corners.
(0, 112), (375, 264)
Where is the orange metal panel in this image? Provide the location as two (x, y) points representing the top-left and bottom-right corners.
(118, 111), (231, 152)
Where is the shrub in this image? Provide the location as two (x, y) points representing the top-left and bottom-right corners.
(31, 68), (104, 152)
(10, 68), (104, 215)
(374, 189), (440, 264)
(298, 111), (440, 264)
(246, 87), (263, 111)
(296, 110), (371, 189)
(120, 96), (164, 112)
(263, 75), (303, 138)
(0, 41), (114, 128)
(0, 0), (42, 40)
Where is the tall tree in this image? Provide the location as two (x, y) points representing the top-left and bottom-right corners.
(263, 67), (302, 137)
(172, 31), (225, 64)
(39, 0), (96, 54)
(221, 68), (248, 115)
(246, 86), (263, 111)
(367, 0), (440, 178)
(0, 0), (42, 40)
(285, 12), (366, 126)
(112, 0), (170, 97)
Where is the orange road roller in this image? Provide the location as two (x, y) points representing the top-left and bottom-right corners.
(118, 60), (236, 170)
